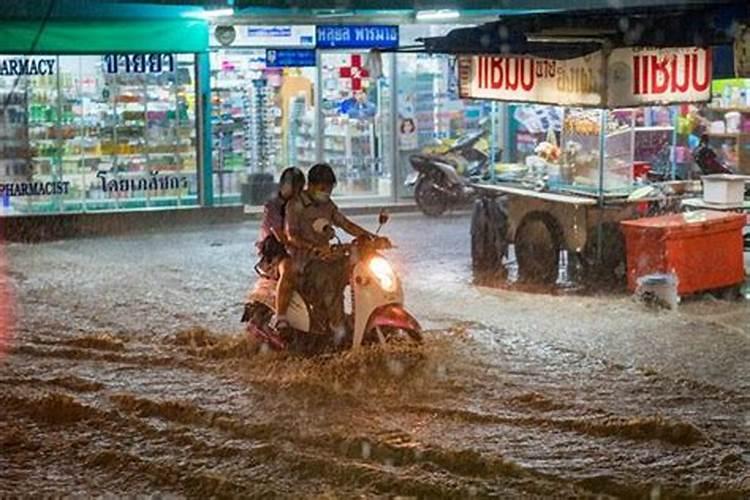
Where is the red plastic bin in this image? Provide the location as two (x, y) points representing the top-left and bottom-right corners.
(620, 210), (746, 295)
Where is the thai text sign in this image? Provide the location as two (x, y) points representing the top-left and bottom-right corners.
(104, 54), (175, 74)
(458, 46), (712, 108)
(316, 25), (399, 49)
(458, 52), (605, 106)
(607, 47), (712, 106)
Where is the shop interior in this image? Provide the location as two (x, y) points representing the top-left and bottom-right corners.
(1, 45), (748, 215)
(0, 54), (197, 215)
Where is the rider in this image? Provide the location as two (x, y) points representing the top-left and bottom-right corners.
(278, 163), (384, 337)
(254, 167), (305, 309)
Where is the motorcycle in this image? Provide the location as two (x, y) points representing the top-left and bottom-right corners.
(242, 212), (422, 354)
(405, 129), (500, 216)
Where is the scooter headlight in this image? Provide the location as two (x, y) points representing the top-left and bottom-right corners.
(368, 256), (397, 292)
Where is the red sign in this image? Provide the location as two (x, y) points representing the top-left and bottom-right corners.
(458, 46), (712, 108)
(608, 47), (712, 106)
(339, 54), (369, 91)
(459, 52), (604, 106)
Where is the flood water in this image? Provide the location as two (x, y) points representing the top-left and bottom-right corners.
(1, 213), (748, 498)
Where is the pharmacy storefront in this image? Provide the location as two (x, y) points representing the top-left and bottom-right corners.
(210, 23), (491, 205)
(0, 18), (208, 216)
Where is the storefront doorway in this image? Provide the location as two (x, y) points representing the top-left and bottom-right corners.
(319, 50), (393, 200)
(210, 47), (317, 205)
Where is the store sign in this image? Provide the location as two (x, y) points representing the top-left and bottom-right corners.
(96, 171), (189, 194)
(103, 54), (175, 74)
(213, 25), (316, 48)
(607, 47), (712, 106)
(0, 58), (55, 77)
(265, 49), (316, 68)
(0, 181), (70, 197)
(316, 25), (399, 49)
(735, 24), (750, 77)
(457, 52), (605, 107)
(458, 46), (712, 108)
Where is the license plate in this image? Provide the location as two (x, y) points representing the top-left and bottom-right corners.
(404, 173), (419, 186)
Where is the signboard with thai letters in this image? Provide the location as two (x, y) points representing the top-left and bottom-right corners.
(607, 47), (712, 107)
(458, 52), (605, 107)
(458, 46), (712, 108)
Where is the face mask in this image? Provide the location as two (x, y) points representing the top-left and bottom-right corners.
(311, 191), (330, 203)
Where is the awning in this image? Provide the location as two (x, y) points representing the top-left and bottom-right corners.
(420, 2), (746, 59)
(0, 19), (209, 54)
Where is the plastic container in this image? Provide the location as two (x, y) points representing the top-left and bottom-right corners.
(702, 174), (747, 205)
(621, 210), (746, 295)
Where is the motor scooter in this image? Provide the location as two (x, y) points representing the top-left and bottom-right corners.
(242, 212), (421, 354)
(405, 129), (501, 216)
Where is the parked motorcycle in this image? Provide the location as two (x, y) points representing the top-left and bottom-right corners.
(405, 129), (494, 217)
(242, 212), (422, 354)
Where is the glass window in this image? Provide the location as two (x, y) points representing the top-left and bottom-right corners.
(210, 49), (317, 205)
(320, 51), (393, 200)
(0, 54), (198, 216)
(395, 52), (492, 198)
(0, 56), (61, 215)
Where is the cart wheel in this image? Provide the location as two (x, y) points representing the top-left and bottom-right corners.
(471, 197), (508, 281)
(582, 223), (627, 285)
(515, 213), (562, 285)
(415, 175), (449, 217)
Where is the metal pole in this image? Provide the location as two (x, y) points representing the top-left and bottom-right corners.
(389, 51), (399, 202)
(196, 52), (213, 207)
(490, 100), (497, 183)
(670, 105), (678, 180)
(596, 108), (607, 262)
(315, 49), (324, 164)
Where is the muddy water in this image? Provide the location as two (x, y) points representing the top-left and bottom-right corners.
(2, 323), (747, 498)
(1, 216), (749, 498)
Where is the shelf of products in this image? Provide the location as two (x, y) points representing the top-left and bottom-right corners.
(0, 54), (198, 214)
(210, 49), (317, 203)
(673, 80), (750, 175)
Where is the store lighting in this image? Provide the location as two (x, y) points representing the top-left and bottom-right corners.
(193, 8), (234, 19)
(415, 9), (460, 21)
(314, 9), (355, 18)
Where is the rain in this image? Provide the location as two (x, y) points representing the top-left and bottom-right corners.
(1, 0), (750, 498)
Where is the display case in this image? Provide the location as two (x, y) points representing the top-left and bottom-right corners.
(210, 49), (316, 204)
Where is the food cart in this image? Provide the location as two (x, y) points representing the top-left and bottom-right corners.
(454, 46), (714, 284)
(411, 4), (750, 287)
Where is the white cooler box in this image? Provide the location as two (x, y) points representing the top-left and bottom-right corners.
(701, 174), (749, 206)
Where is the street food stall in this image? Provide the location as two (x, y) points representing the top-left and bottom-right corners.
(417, 3), (750, 288)
(457, 47), (714, 285)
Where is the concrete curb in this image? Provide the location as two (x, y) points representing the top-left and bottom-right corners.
(0, 203), (420, 243)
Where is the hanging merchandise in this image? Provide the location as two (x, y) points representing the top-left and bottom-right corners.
(245, 78), (279, 174)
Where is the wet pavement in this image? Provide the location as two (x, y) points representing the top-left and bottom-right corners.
(1, 212), (748, 498)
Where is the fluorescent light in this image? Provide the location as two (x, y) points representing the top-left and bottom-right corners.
(416, 9), (460, 21)
(314, 9), (355, 18)
(195, 8), (234, 19)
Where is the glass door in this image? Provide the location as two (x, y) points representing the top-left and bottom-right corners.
(320, 51), (393, 200)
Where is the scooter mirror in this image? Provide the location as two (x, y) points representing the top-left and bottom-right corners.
(378, 210), (390, 226)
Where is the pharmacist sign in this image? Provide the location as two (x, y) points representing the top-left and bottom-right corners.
(458, 46), (712, 108)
